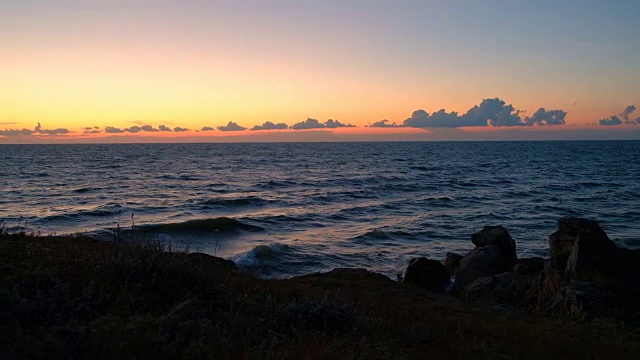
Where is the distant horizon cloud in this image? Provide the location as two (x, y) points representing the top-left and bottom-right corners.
(599, 105), (639, 126)
(201, 126), (215, 131)
(173, 127), (189, 132)
(158, 125), (172, 132)
(400, 98), (567, 128)
(368, 119), (399, 128)
(104, 126), (126, 133)
(217, 121), (246, 131)
(291, 118), (354, 130)
(83, 126), (101, 134)
(141, 125), (159, 132)
(251, 121), (288, 131)
(0, 123), (71, 137)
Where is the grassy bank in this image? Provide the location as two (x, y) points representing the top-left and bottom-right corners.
(2, 232), (639, 359)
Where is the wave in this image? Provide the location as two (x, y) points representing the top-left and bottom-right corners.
(233, 242), (292, 269)
(198, 196), (275, 208)
(138, 217), (264, 234)
(351, 228), (421, 246)
(43, 203), (123, 221)
(254, 180), (298, 189)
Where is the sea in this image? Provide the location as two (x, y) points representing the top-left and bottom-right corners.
(2, 141), (639, 279)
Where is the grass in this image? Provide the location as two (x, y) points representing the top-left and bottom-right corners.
(2, 232), (640, 359)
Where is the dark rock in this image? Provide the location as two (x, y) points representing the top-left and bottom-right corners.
(463, 272), (514, 303)
(283, 299), (355, 333)
(471, 225), (518, 272)
(402, 257), (450, 292)
(444, 252), (463, 276)
(564, 280), (615, 318)
(455, 245), (502, 292)
(548, 217), (615, 257)
(514, 257), (545, 276)
(187, 252), (238, 270)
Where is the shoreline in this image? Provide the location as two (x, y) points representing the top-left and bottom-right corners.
(2, 217), (639, 359)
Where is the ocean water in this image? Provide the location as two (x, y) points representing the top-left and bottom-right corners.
(2, 141), (639, 278)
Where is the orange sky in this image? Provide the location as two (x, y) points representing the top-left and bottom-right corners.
(1, 1), (639, 142)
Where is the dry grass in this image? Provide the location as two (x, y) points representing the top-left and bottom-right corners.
(2, 232), (639, 359)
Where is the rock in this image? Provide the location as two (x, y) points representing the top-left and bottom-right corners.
(463, 272), (514, 303)
(283, 299), (354, 333)
(444, 252), (463, 276)
(402, 257), (450, 292)
(471, 225), (518, 272)
(186, 252), (238, 270)
(564, 280), (615, 318)
(455, 245), (502, 293)
(548, 217), (615, 257)
(514, 257), (545, 276)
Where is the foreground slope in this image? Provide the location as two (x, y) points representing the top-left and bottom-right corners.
(2, 233), (639, 359)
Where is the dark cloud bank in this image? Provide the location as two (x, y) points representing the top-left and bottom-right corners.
(5, 99), (638, 141)
(103, 125), (190, 133)
(599, 105), (640, 126)
(370, 98), (567, 128)
(0, 122), (70, 137)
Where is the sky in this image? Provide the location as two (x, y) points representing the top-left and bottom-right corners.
(1, 0), (639, 143)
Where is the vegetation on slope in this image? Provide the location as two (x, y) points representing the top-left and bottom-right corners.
(2, 232), (639, 359)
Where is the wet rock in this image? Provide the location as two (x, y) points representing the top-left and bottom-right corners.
(402, 257), (450, 292)
(514, 257), (545, 276)
(564, 280), (615, 318)
(463, 272), (514, 303)
(455, 245), (502, 292)
(444, 252), (463, 276)
(471, 225), (518, 272)
(548, 217), (615, 258)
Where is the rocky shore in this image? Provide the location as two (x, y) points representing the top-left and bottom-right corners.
(400, 217), (640, 326)
(2, 217), (639, 359)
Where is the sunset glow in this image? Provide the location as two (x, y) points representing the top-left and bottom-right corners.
(2, 1), (639, 142)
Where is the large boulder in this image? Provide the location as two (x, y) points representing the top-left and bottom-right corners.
(455, 245), (502, 292)
(535, 218), (640, 324)
(514, 257), (545, 276)
(463, 272), (514, 303)
(402, 257), (450, 292)
(444, 252), (463, 276)
(471, 225), (518, 272)
(548, 217), (615, 258)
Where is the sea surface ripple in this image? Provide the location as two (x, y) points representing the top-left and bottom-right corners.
(1, 141), (639, 278)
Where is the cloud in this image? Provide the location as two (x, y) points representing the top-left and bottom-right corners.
(37, 128), (70, 135)
(158, 125), (172, 132)
(599, 105), (639, 126)
(173, 127), (189, 132)
(251, 121), (288, 131)
(33, 122), (70, 135)
(0, 128), (34, 136)
(0, 123), (71, 137)
(401, 98), (566, 128)
(368, 119), (399, 127)
(291, 118), (324, 130)
(105, 126), (125, 133)
(599, 115), (623, 126)
(141, 125), (159, 132)
(83, 126), (101, 134)
(290, 118), (354, 130)
(217, 122), (246, 131)
(201, 126), (215, 131)
(0, 122), (17, 125)
(324, 119), (354, 128)
(524, 108), (567, 125)
(623, 105), (636, 117)
(125, 126), (142, 133)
